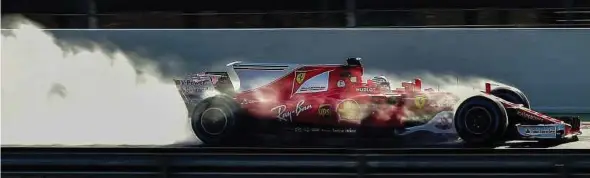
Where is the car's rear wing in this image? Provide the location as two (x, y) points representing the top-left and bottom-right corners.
(173, 72), (234, 111)
(174, 73), (217, 105)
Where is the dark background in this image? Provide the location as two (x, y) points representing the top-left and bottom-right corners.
(2, 0), (589, 28)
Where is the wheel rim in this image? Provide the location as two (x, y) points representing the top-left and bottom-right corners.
(463, 106), (493, 135)
(200, 108), (228, 135)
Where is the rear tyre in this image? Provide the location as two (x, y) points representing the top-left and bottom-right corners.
(454, 95), (509, 146)
(191, 95), (244, 145)
(490, 87), (530, 108)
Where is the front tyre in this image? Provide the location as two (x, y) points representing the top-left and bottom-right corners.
(454, 95), (509, 146)
(191, 95), (243, 145)
(490, 87), (530, 108)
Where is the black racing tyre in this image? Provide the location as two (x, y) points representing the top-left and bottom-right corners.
(490, 86), (530, 108)
(454, 95), (509, 146)
(190, 95), (243, 145)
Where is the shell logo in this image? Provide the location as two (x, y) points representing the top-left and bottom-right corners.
(337, 99), (361, 121)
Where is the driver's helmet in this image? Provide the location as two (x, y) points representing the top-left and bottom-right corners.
(371, 75), (391, 90)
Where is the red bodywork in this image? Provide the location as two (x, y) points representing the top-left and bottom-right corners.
(231, 64), (456, 129)
(175, 60), (582, 144)
(176, 60), (581, 142)
(482, 87), (582, 136)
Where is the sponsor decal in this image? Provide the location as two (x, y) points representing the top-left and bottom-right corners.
(517, 108), (561, 123)
(318, 104), (331, 118)
(298, 86), (327, 92)
(294, 71), (330, 94)
(294, 127), (356, 133)
(337, 99), (361, 122)
(239, 99), (258, 105)
(524, 128), (556, 135)
(434, 112), (454, 130)
(177, 80), (212, 94)
(337, 80), (346, 88)
(516, 111), (544, 121)
(271, 100), (312, 122)
(356, 87), (375, 92)
(181, 86), (208, 93)
(415, 95), (428, 109)
(295, 72), (306, 84)
(521, 126), (557, 136)
(185, 74), (208, 81)
(179, 80), (208, 86)
(516, 124), (561, 139)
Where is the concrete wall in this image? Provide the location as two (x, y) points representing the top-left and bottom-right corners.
(50, 29), (590, 112)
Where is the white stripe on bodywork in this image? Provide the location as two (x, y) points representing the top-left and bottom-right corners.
(397, 111), (457, 136)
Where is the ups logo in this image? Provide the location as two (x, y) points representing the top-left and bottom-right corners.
(318, 104), (331, 117)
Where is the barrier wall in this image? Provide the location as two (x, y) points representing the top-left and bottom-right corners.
(51, 29), (590, 112)
(3, 147), (590, 178)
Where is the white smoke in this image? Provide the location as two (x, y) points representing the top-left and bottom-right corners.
(363, 70), (507, 122)
(365, 70), (504, 98)
(1, 16), (197, 145)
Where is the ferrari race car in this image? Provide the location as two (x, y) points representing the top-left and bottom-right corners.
(174, 58), (582, 146)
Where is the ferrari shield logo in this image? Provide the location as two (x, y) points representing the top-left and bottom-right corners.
(415, 95), (428, 109)
(295, 72), (306, 84)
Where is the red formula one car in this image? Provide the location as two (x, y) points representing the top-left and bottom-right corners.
(174, 58), (582, 146)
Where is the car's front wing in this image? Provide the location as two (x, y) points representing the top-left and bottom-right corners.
(516, 123), (581, 140)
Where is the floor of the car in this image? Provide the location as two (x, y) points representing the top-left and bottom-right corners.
(402, 120), (429, 127)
